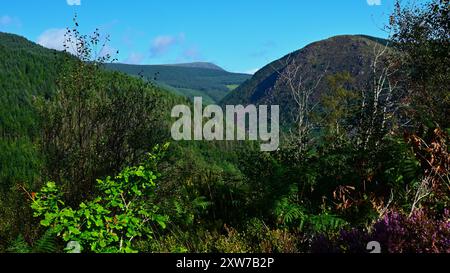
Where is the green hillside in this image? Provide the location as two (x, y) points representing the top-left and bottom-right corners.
(0, 32), (62, 194)
(0, 32), (59, 137)
(0, 0), (448, 254)
(222, 35), (390, 124)
(0, 32), (184, 243)
(105, 63), (251, 104)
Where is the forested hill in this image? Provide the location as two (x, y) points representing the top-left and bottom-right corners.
(105, 63), (251, 104)
(1, 32), (64, 240)
(0, 32), (61, 138)
(0, 31), (184, 242)
(222, 35), (390, 124)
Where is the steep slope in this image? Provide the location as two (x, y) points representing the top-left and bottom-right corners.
(222, 35), (389, 123)
(105, 63), (251, 104)
(0, 32), (186, 187)
(0, 32), (187, 240)
(0, 32), (61, 138)
(0, 32), (64, 232)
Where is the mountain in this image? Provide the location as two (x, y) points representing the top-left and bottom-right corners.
(0, 31), (181, 241)
(0, 31), (183, 200)
(0, 32), (61, 138)
(222, 35), (389, 124)
(0, 31), (65, 216)
(105, 63), (251, 104)
(166, 62), (226, 71)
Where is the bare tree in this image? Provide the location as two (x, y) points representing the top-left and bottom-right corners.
(271, 54), (328, 153)
(359, 41), (401, 150)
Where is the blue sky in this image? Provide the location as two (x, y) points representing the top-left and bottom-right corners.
(0, 0), (394, 73)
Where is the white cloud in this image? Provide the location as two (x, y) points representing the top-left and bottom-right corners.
(37, 28), (80, 55)
(124, 52), (145, 64)
(99, 44), (118, 59)
(37, 28), (118, 60)
(149, 33), (185, 58)
(37, 28), (68, 51)
(67, 0), (81, 6)
(367, 0), (381, 6)
(150, 36), (176, 57)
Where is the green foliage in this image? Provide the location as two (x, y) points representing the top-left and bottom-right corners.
(306, 214), (348, 235)
(272, 185), (348, 234)
(0, 29), (180, 246)
(0, 32), (61, 240)
(31, 144), (170, 253)
(31, 230), (58, 253)
(2, 1), (449, 254)
(35, 23), (173, 205)
(274, 196), (305, 227)
(390, 0), (450, 128)
(6, 235), (30, 253)
(318, 72), (360, 138)
(7, 230), (57, 253)
(222, 35), (389, 124)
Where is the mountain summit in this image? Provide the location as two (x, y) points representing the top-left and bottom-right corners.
(165, 62), (226, 71)
(222, 35), (389, 123)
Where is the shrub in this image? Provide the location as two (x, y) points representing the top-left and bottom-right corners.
(372, 209), (450, 253)
(31, 144), (170, 253)
(311, 209), (450, 253)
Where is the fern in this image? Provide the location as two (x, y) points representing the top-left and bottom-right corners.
(32, 230), (57, 253)
(7, 231), (58, 253)
(6, 235), (31, 253)
(192, 196), (211, 211)
(274, 197), (305, 226)
(307, 214), (348, 234)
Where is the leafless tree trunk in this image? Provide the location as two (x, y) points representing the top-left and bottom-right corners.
(272, 54), (327, 153)
(359, 42), (400, 150)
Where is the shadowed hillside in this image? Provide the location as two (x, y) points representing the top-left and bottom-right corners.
(222, 35), (389, 123)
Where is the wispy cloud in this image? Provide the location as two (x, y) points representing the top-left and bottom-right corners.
(0, 15), (21, 29)
(37, 28), (70, 52)
(37, 28), (118, 59)
(149, 33), (185, 58)
(99, 44), (118, 59)
(124, 52), (145, 64)
(67, 0), (81, 6)
(367, 0), (381, 6)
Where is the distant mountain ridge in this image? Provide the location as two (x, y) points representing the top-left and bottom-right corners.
(106, 63), (251, 104)
(222, 35), (389, 123)
(164, 62), (226, 71)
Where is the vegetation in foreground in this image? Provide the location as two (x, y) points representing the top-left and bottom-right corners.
(0, 0), (449, 253)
